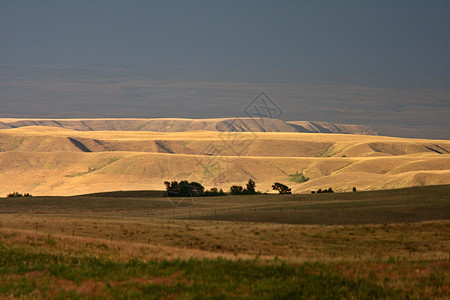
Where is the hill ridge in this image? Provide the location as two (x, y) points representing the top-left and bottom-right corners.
(0, 118), (380, 135)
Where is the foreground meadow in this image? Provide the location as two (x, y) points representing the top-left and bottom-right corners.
(0, 186), (449, 298)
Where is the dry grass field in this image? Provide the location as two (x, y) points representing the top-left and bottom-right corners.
(0, 185), (448, 298)
(0, 125), (449, 196)
(0, 124), (449, 297)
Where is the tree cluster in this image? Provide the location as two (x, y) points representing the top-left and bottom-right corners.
(7, 192), (32, 197)
(311, 187), (334, 194)
(164, 181), (204, 197)
(230, 179), (260, 195)
(164, 181), (225, 197)
(163, 179), (261, 197)
(204, 187), (225, 197)
(162, 178), (352, 197)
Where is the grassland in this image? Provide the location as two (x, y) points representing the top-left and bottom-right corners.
(0, 185), (448, 298)
(0, 126), (449, 196)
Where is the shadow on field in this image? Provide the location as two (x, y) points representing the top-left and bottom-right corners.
(0, 185), (449, 225)
(187, 185), (450, 225)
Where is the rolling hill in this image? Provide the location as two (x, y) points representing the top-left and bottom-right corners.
(0, 118), (379, 135)
(0, 124), (449, 196)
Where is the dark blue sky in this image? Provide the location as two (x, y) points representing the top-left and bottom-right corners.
(1, 1), (449, 78)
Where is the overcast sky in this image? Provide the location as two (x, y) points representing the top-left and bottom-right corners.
(1, 0), (449, 78)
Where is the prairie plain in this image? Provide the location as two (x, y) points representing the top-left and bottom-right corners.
(0, 185), (449, 298)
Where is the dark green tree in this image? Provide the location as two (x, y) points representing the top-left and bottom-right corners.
(246, 179), (256, 194)
(164, 180), (204, 197)
(204, 187), (225, 196)
(190, 182), (205, 196)
(272, 182), (292, 194)
(230, 185), (244, 195)
(315, 187), (334, 194)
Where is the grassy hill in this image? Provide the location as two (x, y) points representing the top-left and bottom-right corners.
(0, 126), (449, 196)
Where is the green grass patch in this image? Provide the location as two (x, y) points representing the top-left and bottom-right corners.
(288, 171), (309, 183)
(0, 245), (418, 299)
(316, 145), (339, 157)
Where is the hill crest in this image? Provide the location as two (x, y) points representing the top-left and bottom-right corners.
(0, 118), (379, 135)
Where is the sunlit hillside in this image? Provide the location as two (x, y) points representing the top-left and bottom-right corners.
(0, 126), (449, 196)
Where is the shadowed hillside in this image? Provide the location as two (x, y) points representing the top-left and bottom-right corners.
(288, 121), (378, 135)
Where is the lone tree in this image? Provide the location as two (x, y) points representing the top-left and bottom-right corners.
(272, 182), (291, 194)
(246, 179), (256, 194)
